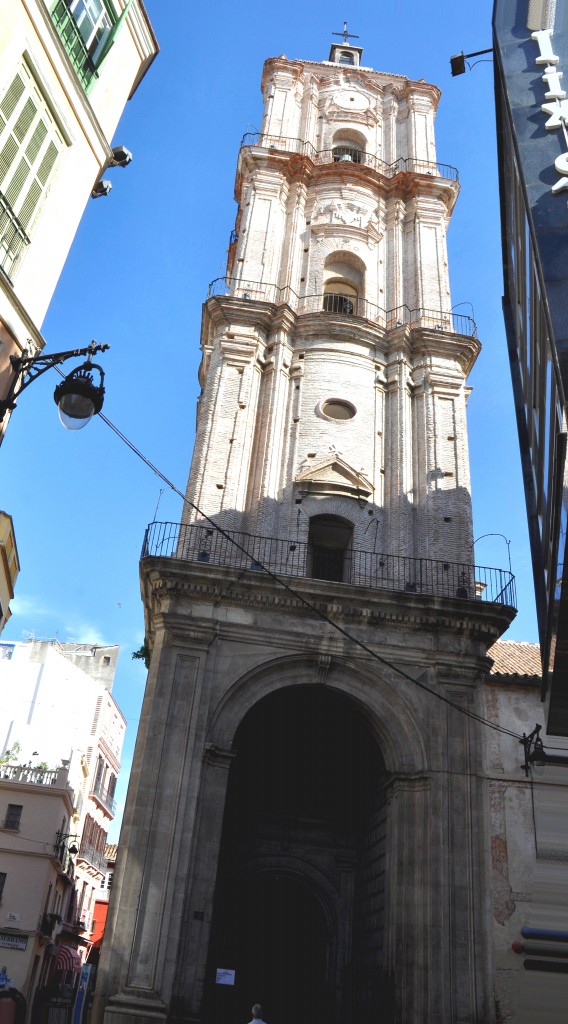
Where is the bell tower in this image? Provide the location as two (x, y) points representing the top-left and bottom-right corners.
(96, 36), (516, 1024)
(184, 37), (475, 575)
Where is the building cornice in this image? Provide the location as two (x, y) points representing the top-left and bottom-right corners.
(140, 558), (516, 656)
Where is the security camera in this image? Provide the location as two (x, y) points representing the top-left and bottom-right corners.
(110, 145), (133, 168)
(91, 179), (112, 198)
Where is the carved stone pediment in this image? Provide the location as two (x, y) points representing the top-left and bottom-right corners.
(295, 454), (374, 499)
(311, 200), (382, 249)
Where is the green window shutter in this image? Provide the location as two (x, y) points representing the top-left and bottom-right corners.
(13, 97), (37, 142)
(0, 73), (25, 127)
(18, 179), (42, 230)
(0, 59), (66, 274)
(5, 156), (30, 208)
(0, 136), (18, 186)
(36, 139), (59, 187)
(25, 120), (48, 164)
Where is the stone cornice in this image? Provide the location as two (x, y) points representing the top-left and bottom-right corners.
(238, 150), (460, 215)
(203, 295), (276, 336)
(293, 312), (386, 349)
(260, 57), (441, 111)
(408, 328), (481, 376)
(140, 559), (516, 652)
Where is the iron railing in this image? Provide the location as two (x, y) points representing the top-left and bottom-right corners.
(142, 522), (516, 608)
(78, 842), (107, 873)
(90, 780), (117, 816)
(206, 277), (477, 337)
(0, 190), (30, 279)
(240, 132), (459, 181)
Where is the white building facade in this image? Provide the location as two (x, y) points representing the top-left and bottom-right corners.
(0, 1), (157, 439)
(0, 639), (126, 1007)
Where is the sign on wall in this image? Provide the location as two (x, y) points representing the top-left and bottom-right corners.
(532, 29), (568, 194)
(0, 933), (27, 951)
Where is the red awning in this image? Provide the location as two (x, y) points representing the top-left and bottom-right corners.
(55, 946), (82, 972)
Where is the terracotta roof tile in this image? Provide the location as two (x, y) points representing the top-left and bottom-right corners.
(488, 640), (542, 679)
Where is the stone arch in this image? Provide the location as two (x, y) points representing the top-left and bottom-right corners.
(331, 126), (368, 163)
(207, 652), (429, 775)
(323, 248), (366, 314)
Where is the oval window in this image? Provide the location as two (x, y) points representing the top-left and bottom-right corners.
(321, 399), (356, 420)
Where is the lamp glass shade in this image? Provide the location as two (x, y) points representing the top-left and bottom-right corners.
(57, 390), (96, 430)
(53, 364), (104, 430)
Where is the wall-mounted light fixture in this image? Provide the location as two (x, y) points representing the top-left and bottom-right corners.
(450, 48), (493, 77)
(520, 724), (568, 775)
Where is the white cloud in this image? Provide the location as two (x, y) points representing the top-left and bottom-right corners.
(62, 620), (113, 647)
(9, 594), (51, 618)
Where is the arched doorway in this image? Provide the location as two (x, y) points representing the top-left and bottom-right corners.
(205, 685), (388, 1024)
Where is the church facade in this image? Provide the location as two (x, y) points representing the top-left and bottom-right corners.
(95, 39), (520, 1024)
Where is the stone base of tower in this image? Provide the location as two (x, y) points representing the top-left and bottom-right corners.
(94, 992), (168, 1024)
(93, 555), (516, 1024)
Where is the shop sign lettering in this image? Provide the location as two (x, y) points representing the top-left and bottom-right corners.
(532, 28), (568, 194)
(0, 933), (27, 951)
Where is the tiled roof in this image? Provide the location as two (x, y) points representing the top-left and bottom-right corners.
(488, 640), (542, 679)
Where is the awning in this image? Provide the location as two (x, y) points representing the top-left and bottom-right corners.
(55, 945), (82, 972)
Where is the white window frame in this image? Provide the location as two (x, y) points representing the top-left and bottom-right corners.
(65, 1), (114, 65)
(0, 59), (65, 273)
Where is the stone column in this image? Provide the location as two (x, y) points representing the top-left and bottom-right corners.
(95, 623), (216, 1024)
(170, 744), (235, 1023)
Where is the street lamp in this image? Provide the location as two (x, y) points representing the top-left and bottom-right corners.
(0, 341), (109, 438)
(520, 724), (568, 775)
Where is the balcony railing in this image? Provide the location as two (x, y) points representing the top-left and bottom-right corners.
(142, 522), (516, 609)
(51, 1), (97, 89)
(206, 277), (477, 337)
(240, 132), (459, 181)
(78, 842), (107, 873)
(91, 780), (117, 816)
(0, 190), (30, 279)
(0, 764), (60, 785)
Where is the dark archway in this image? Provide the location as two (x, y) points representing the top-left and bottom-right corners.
(205, 685), (389, 1024)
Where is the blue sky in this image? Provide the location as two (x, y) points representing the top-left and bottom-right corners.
(1, 1), (537, 839)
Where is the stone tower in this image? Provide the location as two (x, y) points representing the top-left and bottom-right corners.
(96, 38), (516, 1024)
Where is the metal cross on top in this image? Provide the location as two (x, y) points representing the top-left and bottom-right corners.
(332, 20), (360, 45)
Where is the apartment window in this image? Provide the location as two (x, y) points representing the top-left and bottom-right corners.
(0, 873), (6, 901)
(3, 804), (22, 830)
(51, 1), (115, 90)
(0, 60), (64, 277)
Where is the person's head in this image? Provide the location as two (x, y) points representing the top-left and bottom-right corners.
(251, 1005), (263, 1019)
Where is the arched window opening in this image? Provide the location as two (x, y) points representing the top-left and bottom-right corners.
(308, 515), (353, 583)
(339, 50), (355, 65)
(331, 129), (366, 165)
(322, 252), (365, 317)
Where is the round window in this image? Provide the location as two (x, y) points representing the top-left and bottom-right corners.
(321, 399), (356, 420)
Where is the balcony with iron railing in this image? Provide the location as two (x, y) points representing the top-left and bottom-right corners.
(239, 132), (459, 182)
(91, 779), (117, 816)
(205, 277), (477, 337)
(142, 522), (517, 609)
(0, 191), (30, 280)
(77, 841), (107, 873)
